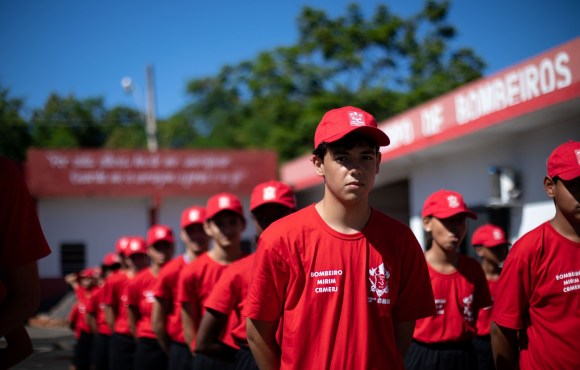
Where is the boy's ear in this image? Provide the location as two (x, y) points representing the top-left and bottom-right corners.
(422, 216), (432, 232)
(312, 154), (324, 177)
(544, 176), (556, 198)
(375, 151), (381, 174)
(473, 246), (485, 257)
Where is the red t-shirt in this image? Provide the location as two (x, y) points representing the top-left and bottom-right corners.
(413, 255), (492, 343)
(0, 157), (51, 267)
(476, 278), (498, 336)
(86, 284), (112, 335)
(102, 270), (132, 335)
(492, 222), (580, 370)
(204, 254), (254, 348)
(127, 268), (158, 339)
(177, 253), (231, 350)
(72, 286), (93, 336)
(152, 254), (189, 343)
(243, 205), (435, 370)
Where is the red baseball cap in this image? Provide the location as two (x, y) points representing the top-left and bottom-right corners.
(147, 225), (175, 246)
(115, 236), (131, 256)
(250, 181), (296, 212)
(79, 267), (101, 278)
(180, 206), (206, 228)
(102, 252), (121, 266)
(547, 140), (580, 181)
(125, 236), (148, 256)
(314, 106), (390, 148)
(471, 224), (509, 248)
(206, 192), (245, 220)
(422, 189), (477, 219)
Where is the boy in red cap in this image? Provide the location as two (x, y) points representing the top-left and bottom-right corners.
(177, 192), (246, 370)
(244, 106), (435, 370)
(471, 224), (509, 370)
(491, 140), (580, 370)
(152, 206), (210, 370)
(128, 225), (175, 370)
(197, 180), (296, 370)
(86, 253), (122, 370)
(69, 267), (100, 370)
(103, 236), (149, 370)
(405, 189), (491, 370)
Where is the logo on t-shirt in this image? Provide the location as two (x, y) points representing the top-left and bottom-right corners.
(144, 290), (156, 303)
(462, 294), (474, 322)
(369, 263), (391, 305)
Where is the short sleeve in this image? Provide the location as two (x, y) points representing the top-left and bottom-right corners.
(392, 231), (435, 322)
(243, 236), (289, 321)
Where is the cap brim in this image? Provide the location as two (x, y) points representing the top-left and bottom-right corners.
(432, 209), (477, 220)
(556, 169), (580, 181)
(322, 126), (390, 147)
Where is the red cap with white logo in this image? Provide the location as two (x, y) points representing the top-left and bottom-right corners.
(250, 181), (296, 212)
(314, 106), (390, 148)
(180, 206), (206, 228)
(471, 224), (509, 248)
(422, 189), (477, 219)
(206, 193), (245, 220)
(147, 225), (175, 246)
(547, 140), (580, 181)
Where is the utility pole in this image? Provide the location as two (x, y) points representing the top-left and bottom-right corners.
(145, 64), (158, 152)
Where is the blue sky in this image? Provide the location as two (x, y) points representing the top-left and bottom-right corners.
(1, 0), (579, 119)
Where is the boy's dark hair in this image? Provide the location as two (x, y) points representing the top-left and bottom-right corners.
(312, 132), (380, 158)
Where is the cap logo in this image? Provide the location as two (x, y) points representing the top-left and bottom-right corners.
(188, 210), (200, 222)
(218, 196), (231, 209)
(348, 111), (366, 127)
(447, 195), (460, 209)
(130, 240), (140, 250)
(262, 186), (277, 201)
(155, 229), (166, 238)
(575, 149), (580, 165)
(492, 229), (503, 240)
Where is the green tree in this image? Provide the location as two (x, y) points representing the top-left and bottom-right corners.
(30, 93), (107, 148)
(181, 0), (485, 162)
(0, 86), (31, 161)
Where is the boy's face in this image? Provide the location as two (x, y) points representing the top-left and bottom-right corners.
(204, 211), (245, 249)
(423, 214), (467, 252)
(546, 176), (580, 225)
(148, 240), (174, 266)
(475, 244), (509, 266)
(127, 253), (150, 271)
(314, 142), (380, 204)
(181, 223), (210, 254)
(251, 203), (294, 236)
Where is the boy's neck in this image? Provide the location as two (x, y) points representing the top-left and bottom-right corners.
(425, 246), (459, 274)
(209, 243), (242, 264)
(315, 197), (371, 234)
(550, 215), (580, 243)
(480, 259), (501, 280)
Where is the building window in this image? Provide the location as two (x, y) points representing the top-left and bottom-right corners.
(60, 243), (86, 276)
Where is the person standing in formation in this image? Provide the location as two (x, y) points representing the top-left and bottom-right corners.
(152, 206), (210, 370)
(178, 192), (246, 370)
(128, 225), (175, 370)
(405, 189), (492, 370)
(491, 140), (580, 370)
(244, 106), (435, 369)
(86, 252), (122, 370)
(470, 223), (509, 370)
(196, 180), (296, 370)
(104, 236), (149, 370)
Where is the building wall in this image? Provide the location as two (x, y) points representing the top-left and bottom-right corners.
(37, 197), (150, 277)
